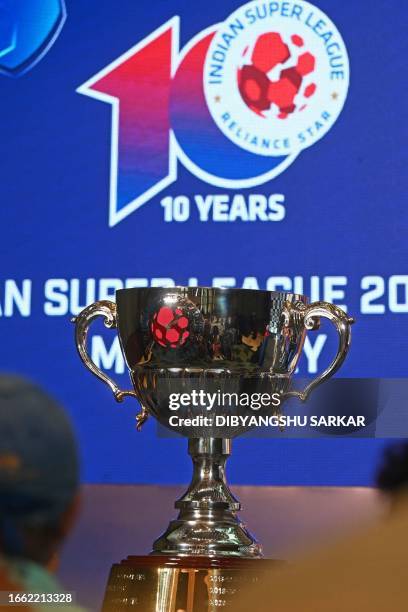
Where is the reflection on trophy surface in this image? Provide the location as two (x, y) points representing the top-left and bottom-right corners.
(73, 287), (354, 610)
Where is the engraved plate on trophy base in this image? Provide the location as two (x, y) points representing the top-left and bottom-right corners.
(102, 555), (282, 612)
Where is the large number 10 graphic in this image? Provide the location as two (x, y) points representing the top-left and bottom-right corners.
(77, 17), (292, 226)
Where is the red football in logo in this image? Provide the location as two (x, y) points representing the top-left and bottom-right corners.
(237, 32), (316, 119)
(150, 306), (190, 348)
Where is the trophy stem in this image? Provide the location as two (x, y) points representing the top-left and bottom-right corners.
(176, 438), (240, 510)
(152, 438), (262, 558)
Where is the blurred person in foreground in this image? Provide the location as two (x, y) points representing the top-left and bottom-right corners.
(236, 441), (408, 612)
(0, 375), (85, 611)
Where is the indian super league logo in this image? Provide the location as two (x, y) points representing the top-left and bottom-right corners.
(204, 0), (349, 158)
(78, 0), (350, 225)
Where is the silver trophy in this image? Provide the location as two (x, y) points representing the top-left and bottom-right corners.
(73, 286), (353, 562)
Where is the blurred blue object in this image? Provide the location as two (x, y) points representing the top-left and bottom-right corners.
(0, 0), (66, 76)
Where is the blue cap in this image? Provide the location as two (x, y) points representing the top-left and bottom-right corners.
(0, 375), (79, 526)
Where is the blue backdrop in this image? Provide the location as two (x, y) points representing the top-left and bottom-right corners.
(0, 0), (407, 485)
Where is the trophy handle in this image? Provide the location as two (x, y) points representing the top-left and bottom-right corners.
(72, 300), (137, 404)
(282, 301), (355, 402)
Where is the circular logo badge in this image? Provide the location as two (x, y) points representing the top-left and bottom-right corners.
(204, 0), (349, 157)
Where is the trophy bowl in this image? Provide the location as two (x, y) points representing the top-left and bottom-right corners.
(74, 286), (353, 439)
(73, 287), (354, 609)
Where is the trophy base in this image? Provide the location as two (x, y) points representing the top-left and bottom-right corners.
(102, 555), (281, 612)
